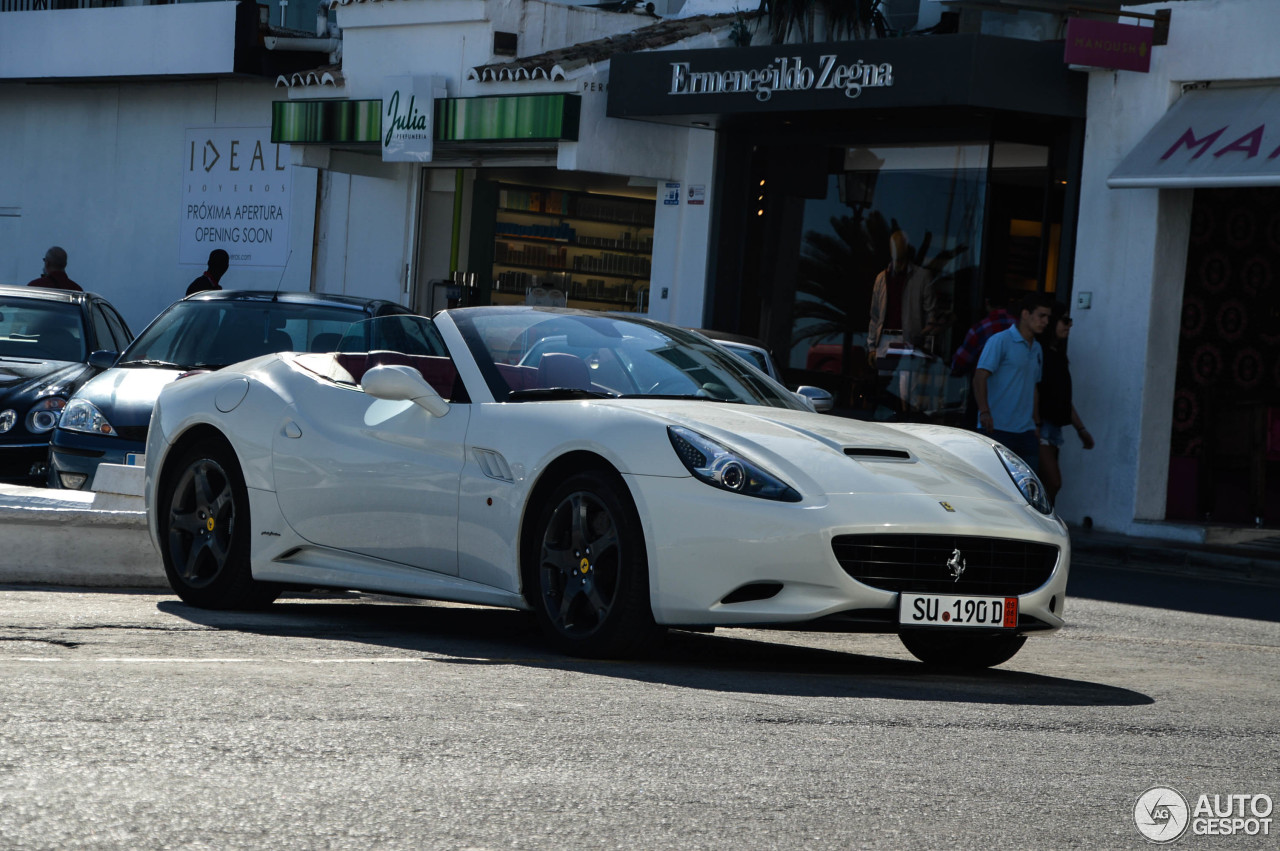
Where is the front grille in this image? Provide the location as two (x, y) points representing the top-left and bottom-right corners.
(832, 534), (1059, 596)
(115, 426), (149, 444)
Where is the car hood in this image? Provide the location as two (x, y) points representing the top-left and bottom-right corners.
(72, 367), (186, 427)
(597, 399), (1017, 502)
(0, 358), (91, 401)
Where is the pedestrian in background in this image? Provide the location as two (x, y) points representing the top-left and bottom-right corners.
(27, 246), (82, 292)
(951, 290), (1014, 376)
(951, 289), (1015, 429)
(973, 292), (1052, 472)
(187, 249), (229, 296)
(1037, 301), (1094, 507)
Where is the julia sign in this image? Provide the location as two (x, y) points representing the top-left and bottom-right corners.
(181, 126), (292, 268)
(382, 75), (447, 162)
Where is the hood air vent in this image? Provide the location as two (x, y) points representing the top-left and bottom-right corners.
(844, 447), (911, 461)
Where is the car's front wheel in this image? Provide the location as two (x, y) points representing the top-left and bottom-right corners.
(158, 439), (279, 610)
(899, 631), (1027, 670)
(528, 469), (661, 658)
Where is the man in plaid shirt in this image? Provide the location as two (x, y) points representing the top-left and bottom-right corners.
(951, 293), (1014, 430)
(950, 295), (1014, 376)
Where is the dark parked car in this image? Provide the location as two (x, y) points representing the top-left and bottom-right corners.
(0, 285), (133, 484)
(48, 290), (408, 490)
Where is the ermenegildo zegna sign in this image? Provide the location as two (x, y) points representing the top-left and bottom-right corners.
(669, 54), (893, 102)
(607, 35), (1087, 119)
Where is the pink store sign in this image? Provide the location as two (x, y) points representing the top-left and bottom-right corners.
(1064, 18), (1153, 73)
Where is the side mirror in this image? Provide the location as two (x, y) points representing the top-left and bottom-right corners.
(88, 350), (118, 370)
(795, 385), (834, 413)
(361, 364), (450, 417)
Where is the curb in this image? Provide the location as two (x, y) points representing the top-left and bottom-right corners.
(1069, 526), (1280, 588)
(0, 466), (166, 589)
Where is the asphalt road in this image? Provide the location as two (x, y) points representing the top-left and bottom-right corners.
(0, 563), (1277, 850)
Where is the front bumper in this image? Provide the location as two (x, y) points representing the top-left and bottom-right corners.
(0, 441), (53, 484)
(623, 473), (1070, 634)
(48, 428), (144, 490)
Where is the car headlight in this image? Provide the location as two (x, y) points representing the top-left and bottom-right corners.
(667, 425), (801, 502)
(26, 397), (67, 434)
(994, 444), (1051, 515)
(59, 398), (117, 436)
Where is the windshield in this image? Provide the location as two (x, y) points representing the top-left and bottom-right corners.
(119, 300), (371, 369)
(452, 307), (804, 409)
(0, 299), (85, 362)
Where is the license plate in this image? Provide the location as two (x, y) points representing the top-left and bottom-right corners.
(899, 594), (1018, 628)
(125, 453), (145, 467)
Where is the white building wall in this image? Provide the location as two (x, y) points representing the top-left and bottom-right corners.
(336, 0), (644, 100)
(0, 78), (317, 332)
(0, 3), (239, 80)
(1062, 0), (1280, 535)
(327, 0), (718, 318)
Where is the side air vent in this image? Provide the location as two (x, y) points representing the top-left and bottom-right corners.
(473, 448), (514, 483)
(720, 582), (784, 605)
(844, 447), (911, 460)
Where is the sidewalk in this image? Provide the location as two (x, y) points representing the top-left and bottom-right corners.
(1068, 523), (1280, 588)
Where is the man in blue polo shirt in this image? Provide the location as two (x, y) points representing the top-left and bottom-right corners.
(973, 292), (1053, 472)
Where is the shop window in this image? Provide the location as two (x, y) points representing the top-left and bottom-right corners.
(471, 176), (655, 313)
(779, 142), (988, 422)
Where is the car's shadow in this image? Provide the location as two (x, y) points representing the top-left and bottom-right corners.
(159, 594), (1152, 708)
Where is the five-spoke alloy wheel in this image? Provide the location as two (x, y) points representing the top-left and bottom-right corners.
(159, 439), (279, 609)
(530, 469), (659, 658)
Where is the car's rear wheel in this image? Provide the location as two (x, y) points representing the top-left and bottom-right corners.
(159, 439), (279, 610)
(899, 631), (1027, 670)
(529, 469), (661, 658)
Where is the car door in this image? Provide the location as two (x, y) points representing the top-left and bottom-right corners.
(271, 351), (471, 575)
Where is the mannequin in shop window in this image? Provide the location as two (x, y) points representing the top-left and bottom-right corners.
(866, 229), (937, 414)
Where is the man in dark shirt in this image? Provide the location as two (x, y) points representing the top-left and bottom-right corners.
(27, 246), (83, 292)
(187, 249), (229, 296)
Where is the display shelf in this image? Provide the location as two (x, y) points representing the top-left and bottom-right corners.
(494, 261), (648, 282)
(490, 183), (655, 314)
(494, 231), (653, 255)
(493, 232), (570, 245)
(497, 206), (654, 228)
(490, 288), (646, 309)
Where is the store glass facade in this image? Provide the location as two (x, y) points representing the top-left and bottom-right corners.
(716, 130), (1072, 424)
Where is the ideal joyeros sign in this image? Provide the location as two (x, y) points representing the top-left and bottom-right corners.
(181, 127), (292, 268)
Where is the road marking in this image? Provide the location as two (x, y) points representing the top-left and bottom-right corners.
(0, 656), (562, 664)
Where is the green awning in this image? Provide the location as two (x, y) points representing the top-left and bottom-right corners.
(437, 94), (580, 143)
(272, 94), (581, 146)
(272, 99), (381, 145)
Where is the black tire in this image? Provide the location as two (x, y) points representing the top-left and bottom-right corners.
(527, 469), (662, 658)
(899, 631), (1027, 670)
(158, 439), (280, 610)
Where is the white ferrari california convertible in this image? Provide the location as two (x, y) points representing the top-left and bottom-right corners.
(144, 307), (1070, 668)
